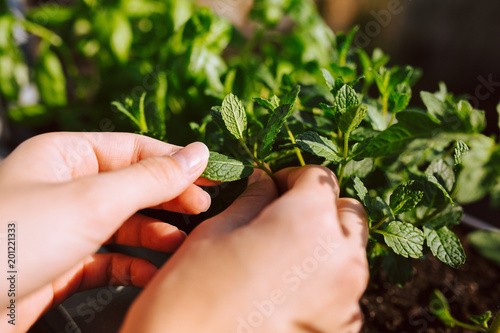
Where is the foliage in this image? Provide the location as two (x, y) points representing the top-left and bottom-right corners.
(430, 289), (500, 332)
(2, 0), (500, 285)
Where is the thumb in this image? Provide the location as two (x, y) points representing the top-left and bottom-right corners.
(67, 142), (210, 223)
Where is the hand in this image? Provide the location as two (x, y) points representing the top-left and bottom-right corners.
(122, 166), (369, 333)
(0, 132), (211, 332)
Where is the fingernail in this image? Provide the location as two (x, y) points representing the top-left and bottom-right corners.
(170, 142), (209, 174)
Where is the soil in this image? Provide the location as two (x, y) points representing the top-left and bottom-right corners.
(360, 225), (500, 333)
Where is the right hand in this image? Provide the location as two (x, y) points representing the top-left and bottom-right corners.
(122, 166), (369, 333)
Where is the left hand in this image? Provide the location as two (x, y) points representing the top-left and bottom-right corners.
(0, 132), (211, 332)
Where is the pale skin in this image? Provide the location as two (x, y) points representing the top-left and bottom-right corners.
(0, 132), (368, 333)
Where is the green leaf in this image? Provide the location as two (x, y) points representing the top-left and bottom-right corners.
(425, 206), (463, 229)
(468, 230), (500, 266)
(372, 196), (394, 222)
(423, 225), (465, 268)
(421, 91), (446, 121)
(353, 176), (372, 213)
(389, 181), (424, 215)
(455, 135), (497, 203)
(281, 85), (301, 107)
(427, 159), (455, 193)
(110, 11), (132, 63)
(426, 174), (453, 204)
(380, 221), (424, 259)
(35, 49), (67, 107)
(220, 93), (247, 140)
(388, 83), (412, 113)
(260, 103), (293, 157)
(382, 250), (413, 286)
(202, 152), (253, 182)
(454, 140), (469, 166)
(470, 311), (492, 330)
(296, 131), (341, 162)
(361, 111), (440, 158)
(344, 158), (374, 179)
(335, 84), (359, 113)
(254, 97), (277, 111)
(210, 106), (231, 135)
(111, 101), (142, 129)
(338, 104), (368, 135)
(321, 68), (335, 91)
(429, 289), (456, 328)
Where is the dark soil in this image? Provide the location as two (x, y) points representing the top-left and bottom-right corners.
(360, 225), (500, 333)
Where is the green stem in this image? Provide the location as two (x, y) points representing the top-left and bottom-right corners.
(388, 112), (396, 127)
(452, 321), (486, 332)
(239, 139), (277, 183)
(370, 216), (388, 231)
(338, 132), (350, 188)
(382, 95), (389, 122)
(285, 123), (306, 166)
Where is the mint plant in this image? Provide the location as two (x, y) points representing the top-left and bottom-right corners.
(430, 289), (500, 332)
(97, 2), (500, 286)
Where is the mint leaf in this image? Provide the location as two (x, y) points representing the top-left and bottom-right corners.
(296, 131), (341, 162)
(210, 106), (226, 132)
(382, 250), (413, 286)
(423, 225), (465, 268)
(468, 230), (500, 266)
(321, 68), (335, 91)
(253, 97), (277, 111)
(455, 135), (497, 203)
(202, 152), (253, 182)
(338, 104), (368, 135)
(372, 196), (395, 222)
(390, 181), (424, 215)
(388, 83), (411, 113)
(427, 159), (455, 193)
(221, 93), (247, 140)
(430, 289), (456, 328)
(426, 174), (453, 204)
(425, 206), (463, 229)
(361, 111), (440, 158)
(381, 221), (424, 259)
(454, 140), (469, 166)
(353, 176), (372, 213)
(282, 85), (301, 106)
(260, 104), (293, 157)
(470, 311), (491, 330)
(335, 84), (359, 113)
(420, 91), (447, 123)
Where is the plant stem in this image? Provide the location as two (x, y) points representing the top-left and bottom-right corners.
(239, 139), (277, 183)
(338, 132), (350, 188)
(370, 216), (388, 231)
(452, 321), (486, 332)
(285, 123), (306, 166)
(388, 112), (396, 127)
(382, 95), (389, 123)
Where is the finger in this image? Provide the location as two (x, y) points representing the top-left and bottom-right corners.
(250, 166), (342, 238)
(195, 178), (220, 187)
(66, 142), (210, 227)
(51, 253), (158, 307)
(1, 132), (183, 184)
(106, 214), (187, 252)
(337, 198), (369, 247)
(155, 184), (211, 214)
(192, 169), (278, 236)
(274, 165), (340, 202)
